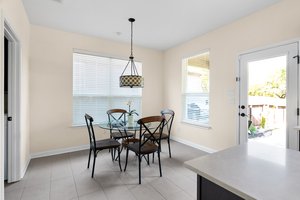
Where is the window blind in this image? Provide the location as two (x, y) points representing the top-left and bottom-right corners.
(73, 53), (142, 126)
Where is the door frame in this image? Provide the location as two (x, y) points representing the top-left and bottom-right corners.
(236, 40), (300, 150)
(1, 16), (22, 184)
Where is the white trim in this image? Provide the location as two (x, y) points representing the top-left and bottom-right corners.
(236, 38), (300, 147)
(235, 56), (241, 145)
(181, 48), (211, 61)
(31, 139), (215, 159)
(181, 51), (211, 127)
(236, 41), (299, 149)
(181, 120), (211, 129)
(31, 144), (89, 159)
(239, 38), (300, 56)
(0, 9), (5, 200)
(171, 136), (217, 153)
(4, 20), (21, 183)
(297, 41), (300, 151)
(21, 157), (30, 178)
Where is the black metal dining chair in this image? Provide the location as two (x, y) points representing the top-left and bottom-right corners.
(144, 109), (175, 158)
(107, 109), (135, 140)
(124, 116), (165, 184)
(107, 109), (137, 159)
(85, 113), (122, 178)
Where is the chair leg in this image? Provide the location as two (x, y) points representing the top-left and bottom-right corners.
(168, 138), (171, 158)
(159, 143), (161, 152)
(138, 155), (141, 184)
(147, 154), (150, 165)
(109, 135), (113, 153)
(157, 150), (162, 177)
(124, 148), (129, 172)
(118, 147), (122, 172)
(152, 152), (155, 163)
(115, 147), (120, 161)
(92, 152), (97, 178)
(111, 148), (114, 161)
(87, 148), (92, 168)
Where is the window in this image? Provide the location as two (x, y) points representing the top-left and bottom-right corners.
(182, 52), (210, 126)
(73, 52), (142, 126)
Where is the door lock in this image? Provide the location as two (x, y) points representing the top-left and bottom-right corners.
(7, 116), (12, 121)
(240, 113), (246, 117)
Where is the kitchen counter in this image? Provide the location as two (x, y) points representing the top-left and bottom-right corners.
(185, 142), (300, 200)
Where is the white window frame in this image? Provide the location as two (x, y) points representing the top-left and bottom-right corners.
(72, 51), (142, 126)
(182, 51), (211, 128)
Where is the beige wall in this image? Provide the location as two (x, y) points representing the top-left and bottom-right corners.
(163, 0), (300, 151)
(29, 25), (164, 154)
(1, 0), (31, 179)
(3, 0), (299, 161)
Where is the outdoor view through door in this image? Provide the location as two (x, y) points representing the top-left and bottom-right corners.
(247, 56), (287, 148)
(239, 42), (298, 149)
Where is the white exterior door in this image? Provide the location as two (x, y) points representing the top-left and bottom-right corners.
(238, 42), (299, 150)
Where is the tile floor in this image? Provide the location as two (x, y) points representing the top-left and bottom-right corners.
(5, 140), (207, 200)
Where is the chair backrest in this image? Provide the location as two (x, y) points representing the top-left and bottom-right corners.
(137, 116), (165, 151)
(161, 109), (175, 136)
(85, 113), (96, 151)
(107, 109), (127, 129)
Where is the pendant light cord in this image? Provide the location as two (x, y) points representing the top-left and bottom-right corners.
(129, 18), (135, 59)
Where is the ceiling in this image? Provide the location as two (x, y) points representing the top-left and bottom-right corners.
(22, 0), (281, 50)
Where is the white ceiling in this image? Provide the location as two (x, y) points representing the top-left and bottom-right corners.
(22, 0), (281, 50)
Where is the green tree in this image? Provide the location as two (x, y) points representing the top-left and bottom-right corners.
(248, 68), (286, 99)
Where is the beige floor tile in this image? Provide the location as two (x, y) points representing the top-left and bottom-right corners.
(21, 183), (50, 200)
(51, 162), (73, 181)
(101, 185), (136, 200)
(50, 177), (77, 200)
(167, 190), (195, 200)
(4, 180), (27, 193)
(4, 187), (23, 200)
(78, 190), (108, 200)
(74, 173), (101, 196)
(148, 178), (183, 199)
(129, 184), (165, 200)
(25, 167), (52, 188)
(5, 140), (206, 200)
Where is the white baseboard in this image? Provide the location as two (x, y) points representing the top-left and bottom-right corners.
(31, 144), (90, 159)
(30, 137), (216, 159)
(171, 136), (217, 154)
(21, 157), (31, 178)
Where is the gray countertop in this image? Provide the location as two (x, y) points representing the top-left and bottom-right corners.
(184, 142), (300, 200)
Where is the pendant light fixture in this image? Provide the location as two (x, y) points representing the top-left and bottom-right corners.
(120, 18), (144, 88)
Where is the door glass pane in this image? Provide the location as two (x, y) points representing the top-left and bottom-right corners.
(247, 56), (287, 148)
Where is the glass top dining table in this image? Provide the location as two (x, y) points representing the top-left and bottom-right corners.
(98, 121), (140, 131)
(98, 121), (154, 132)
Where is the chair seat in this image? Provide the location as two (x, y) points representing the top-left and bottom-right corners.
(85, 113), (122, 178)
(144, 132), (169, 140)
(127, 141), (158, 154)
(122, 138), (139, 148)
(111, 131), (134, 139)
(95, 138), (120, 150)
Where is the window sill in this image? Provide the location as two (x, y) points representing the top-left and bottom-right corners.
(181, 120), (212, 129)
(71, 124), (85, 128)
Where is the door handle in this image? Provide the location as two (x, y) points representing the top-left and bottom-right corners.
(7, 116), (12, 121)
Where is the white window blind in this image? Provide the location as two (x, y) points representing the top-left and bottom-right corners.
(182, 52), (209, 126)
(73, 52), (142, 126)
